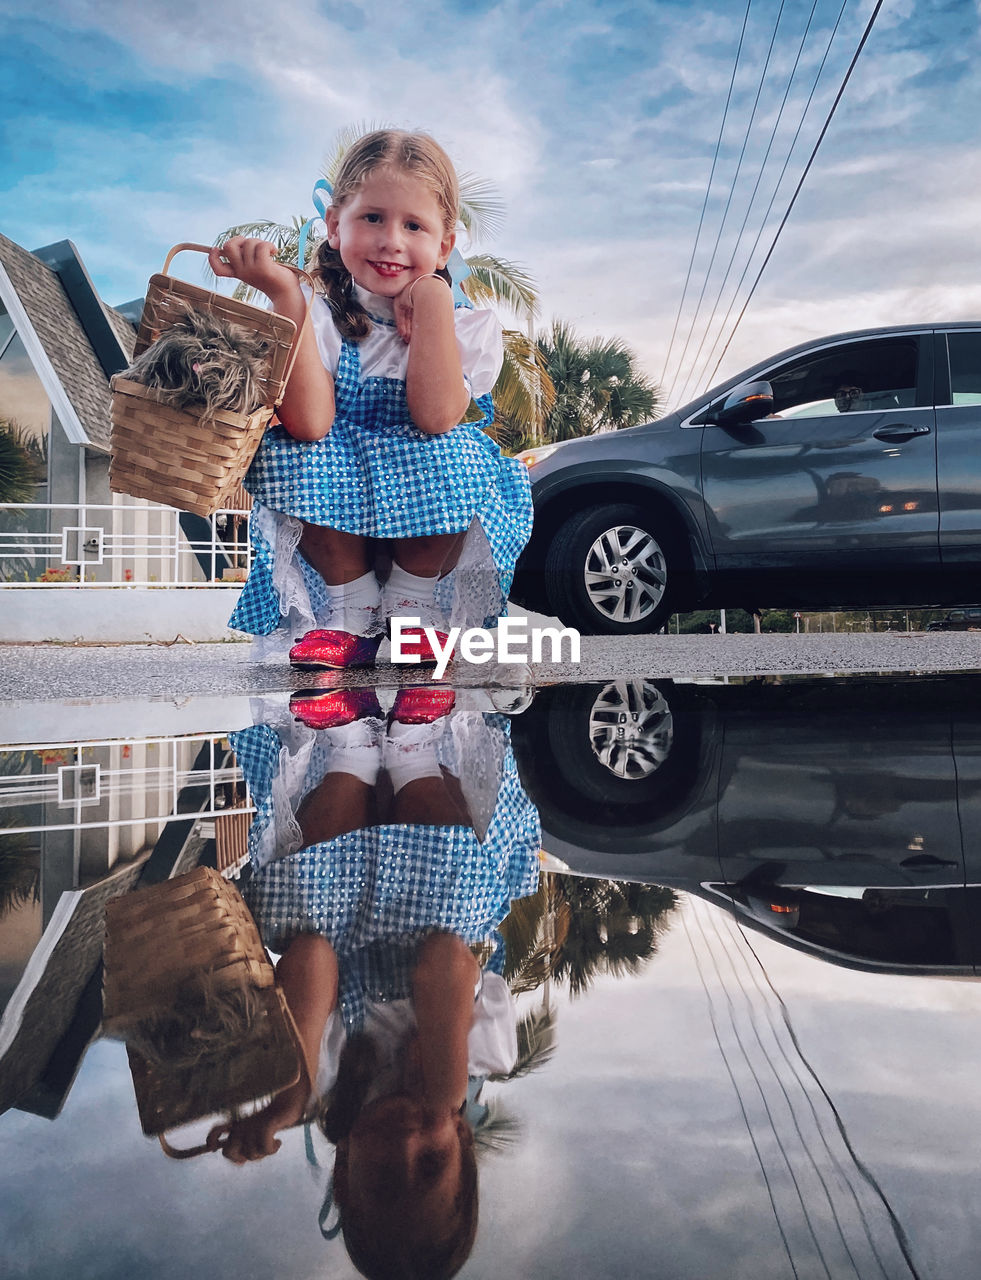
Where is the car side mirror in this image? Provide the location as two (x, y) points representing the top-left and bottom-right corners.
(714, 380), (774, 426)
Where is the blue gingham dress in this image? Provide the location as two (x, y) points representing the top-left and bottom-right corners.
(231, 719), (541, 1033)
(229, 306), (533, 638)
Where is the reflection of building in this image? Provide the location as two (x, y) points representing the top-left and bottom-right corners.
(0, 731), (251, 1117)
(1, 733), (251, 927)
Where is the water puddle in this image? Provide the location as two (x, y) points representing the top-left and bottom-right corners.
(3, 673), (980, 1278)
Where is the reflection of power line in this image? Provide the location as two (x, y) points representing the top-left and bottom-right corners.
(659, 0), (754, 391)
(684, 894), (922, 1278)
(688, 896), (836, 1279)
(705, 0), (886, 387)
(681, 903), (802, 1279)
(731, 911), (922, 1279)
(707, 905), (891, 1280)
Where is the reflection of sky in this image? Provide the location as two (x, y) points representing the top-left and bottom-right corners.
(4, 895), (981, 1279)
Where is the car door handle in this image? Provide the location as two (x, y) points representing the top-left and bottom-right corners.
(872, 423), (932, 441)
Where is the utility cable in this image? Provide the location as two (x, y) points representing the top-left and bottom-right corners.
(682, 903), (802, 1278)
(659, 0), (754, 389)
(732, 914), (923, 1278)
(665, 0), (789, 406)
(689, 0), (850, 397)
(675, 0), (823, 406)
(691, 897), (836, 1279)
(705, 0), (886, 388)
(706, 903), (885, 1278)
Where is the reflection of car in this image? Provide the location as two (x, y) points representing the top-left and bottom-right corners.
(512, 324), (981, 634)
(927, 607), (981, 630)
(510, 675), (981, 974)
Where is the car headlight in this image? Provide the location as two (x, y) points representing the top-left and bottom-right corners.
(515, 443), (562, 468)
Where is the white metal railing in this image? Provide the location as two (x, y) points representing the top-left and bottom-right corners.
(0, 734), (253, 836)
(0, 502), (251, 587)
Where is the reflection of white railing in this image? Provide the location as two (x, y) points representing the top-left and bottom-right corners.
(0, 734), (252, 836)
(0, 502), (251, 587)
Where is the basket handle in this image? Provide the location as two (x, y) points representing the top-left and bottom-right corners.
(158, 1125), (228, 1160)
(159, 243), (317, 404)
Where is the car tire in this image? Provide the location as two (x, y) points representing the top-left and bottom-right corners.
(544, 503), (682, 634)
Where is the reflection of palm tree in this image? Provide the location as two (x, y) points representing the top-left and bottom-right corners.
(503, 874), (677, 999)
(214, 128), (554, 436)
(0, 751), (40, 919)
(555, 878), (676, 997)
(0, 831), (40, 919)
(502, 875), (570, 995)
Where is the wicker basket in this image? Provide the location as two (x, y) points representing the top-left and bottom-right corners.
(109, 242), (313, 517)
(103, 866), (303, 1156)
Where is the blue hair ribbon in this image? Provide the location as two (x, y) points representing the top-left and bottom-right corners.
(296, 178), (333, 272)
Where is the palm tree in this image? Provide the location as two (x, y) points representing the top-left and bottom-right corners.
(214, 127), (554, 439)
(0, 419), (45, 504)
(535, 321), (660, 443)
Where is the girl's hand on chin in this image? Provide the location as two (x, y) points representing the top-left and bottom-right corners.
(209, 237), (297, 298)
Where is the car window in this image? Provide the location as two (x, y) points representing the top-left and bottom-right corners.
(942, 331), (981, 406)
(765, 338), (918, 419)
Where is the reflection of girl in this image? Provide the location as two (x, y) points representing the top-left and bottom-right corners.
(226, 693), (540, 1275)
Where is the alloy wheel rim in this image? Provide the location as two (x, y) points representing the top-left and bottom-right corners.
(588, 680), (674, 779)
(583, 524), (666, 624)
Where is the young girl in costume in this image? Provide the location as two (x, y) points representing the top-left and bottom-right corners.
(211, 129), (532, 668)
(217, 689), (541, 1277)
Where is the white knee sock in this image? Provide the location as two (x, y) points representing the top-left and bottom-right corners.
(321, 720), (382, 785)
(382, 564), (444, 629)
(316, 570), (381, 636)
(383, 721), (444, 793)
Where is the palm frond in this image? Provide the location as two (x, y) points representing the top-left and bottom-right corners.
(488, 331), (555, 447)
(462, 254), (538, 320)
(0, 420), (45, 504)
(474, 1099), (523, 1155)
(456, 173), (507, 242)
(490, 1003), (558, 1081)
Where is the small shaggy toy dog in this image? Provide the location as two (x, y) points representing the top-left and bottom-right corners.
(122, 303), (272, 420)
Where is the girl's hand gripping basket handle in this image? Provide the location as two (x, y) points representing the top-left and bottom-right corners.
(162, 242), (317, 403)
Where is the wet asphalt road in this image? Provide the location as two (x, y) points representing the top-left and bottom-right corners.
(2, 630), (980, 705)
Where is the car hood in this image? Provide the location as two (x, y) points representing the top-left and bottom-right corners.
(525, 414), (685, 479)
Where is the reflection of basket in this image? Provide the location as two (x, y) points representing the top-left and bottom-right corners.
(103, 867), (303, 1157)
(109, 242), (313, 517)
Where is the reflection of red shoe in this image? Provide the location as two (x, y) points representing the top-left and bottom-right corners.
(393, 627), (454, 666)
(391, 687), (456, 725)
(289, 688), (382, 730)
(289, 630), (382, 669)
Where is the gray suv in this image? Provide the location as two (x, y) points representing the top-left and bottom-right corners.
(511, 323), (981, 634)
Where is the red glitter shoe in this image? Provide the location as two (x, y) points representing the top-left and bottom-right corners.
(393, 627), (454, 666)
(289, 629), (382, 670)
(289, 688), (383, 730)
(391, 687), (456, 725)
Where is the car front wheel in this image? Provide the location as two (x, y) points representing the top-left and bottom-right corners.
(544, 503), (680, 634)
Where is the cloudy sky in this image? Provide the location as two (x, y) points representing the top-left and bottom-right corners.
(2, 0), (980, 409)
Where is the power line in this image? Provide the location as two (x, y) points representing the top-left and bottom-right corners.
(688, 0), (851, 399)
(665, 0), (790, 406)
(705, 0), (886, 388)
(659, 0), (754, 389)
(675, 0), (824, 406)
